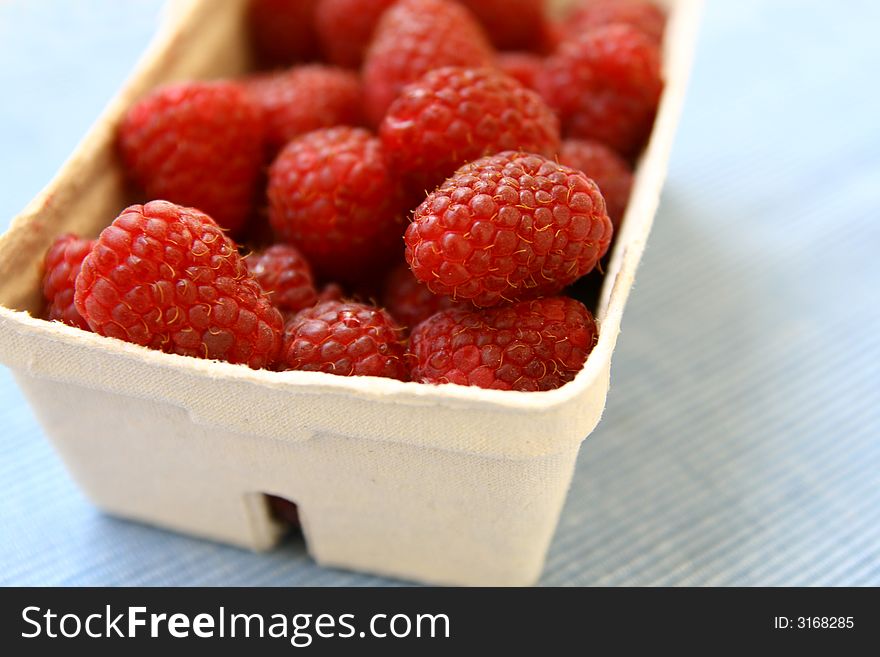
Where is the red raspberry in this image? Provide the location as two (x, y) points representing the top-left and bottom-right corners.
(497, 52), (543, 90)
(315, 0), (396, 68)
(457, 0), (546, 50)
(362, 0), (495, 125)
(42, 234), (96, 330)
(267, 127), (404, 283)
(382, 262), (460, 331)
(381, 67), (560, 196)
(118, 81), (265, 234)
(405, 151), (612, 307)
(243, 65), (363, 156)
(281, 300), (408, 379)
(74, 201), (283, 369)
(245, 244), (317, 314)
(558, 139), (633, 228)
(539, 25), (663, 156)
(317, 282), (345, 303)
(409, 296), (597, 391)
(248, 0), (320, 67)
(266, 495), (300, 526)
(538, 19), (565, 54)
(566, 0), (666, 45)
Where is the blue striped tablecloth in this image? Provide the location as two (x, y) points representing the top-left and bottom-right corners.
(1, 0), (877, 585)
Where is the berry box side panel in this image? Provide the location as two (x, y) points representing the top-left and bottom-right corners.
(13, 372), (581, 586)
(0, 307), (611, 458)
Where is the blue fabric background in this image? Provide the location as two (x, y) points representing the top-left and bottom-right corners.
(1, 0), (878, 586)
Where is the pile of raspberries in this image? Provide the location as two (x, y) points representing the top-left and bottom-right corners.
(42, 0), (665, 392)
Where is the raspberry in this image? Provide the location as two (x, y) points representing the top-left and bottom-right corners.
(497, 52), (543, 90)
(74, 201), (283, 369)
(409, 296), (597, 391)
(405, 151), (613, 307)
(381, 67), (560, 196)
(382, 262), (459, 331)
(538, 25), (663, 156)
(245, 244), (317, 314)
(42, 234), (96, 330)
(118, 81), (264, 234)
(457, 0), (546, 50)
(362, 0), (495, 125)
(243, 65), (363, 156)
(566, 0), (666, 45)
(248, 0), (320, 67)
(266, 495), (300, 526)
(558, 139), (633, 228)
(317, 282), (345, 303)
(315, 0), (396, 68)
(281, 300), (408, 379)
(267, 127), (404, 283)
(538, 19), (565, 54)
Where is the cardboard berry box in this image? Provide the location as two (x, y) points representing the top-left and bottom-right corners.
(0, 0), (700, 586)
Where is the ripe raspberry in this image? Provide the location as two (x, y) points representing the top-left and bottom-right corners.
(538, 25), (663, 156)
(248, 0), (320, 67)
(243, 65), (363, 156)
(558, 139), (633, 228)
(266, 495), (300, 526)
(317, 282), (345, 303)
(118, 81), (264, 234)
(74, 201), (283, 369)
(497, 52), (543, 90)
(315, 0), (395, 68)
(410, 296), (597, 391)
(267, 127), (404, 282)
(405, 151), (613, 307)
(362, 0), (495, 125)
(245, 244), (317, 314)
(457, 0), (546, 50)
(382, 262), (460, 331)
(381, 67), (560, 196)
(42, 234), (96, 330)
(566, 0), (666, 45)
(281, 300), (408, 379)
(538, 19), (565, 54)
